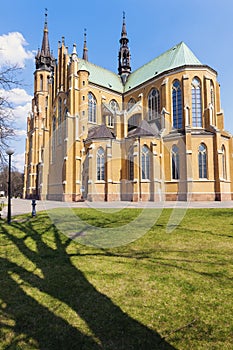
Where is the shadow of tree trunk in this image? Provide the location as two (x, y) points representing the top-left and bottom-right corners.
(0, 219), (176, 350)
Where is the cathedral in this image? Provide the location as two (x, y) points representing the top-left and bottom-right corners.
(23, 13), (233, 202)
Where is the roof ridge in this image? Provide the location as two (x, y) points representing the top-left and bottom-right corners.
(125, 41), (203, 91)
(130, 42), (185, 75)
(78, 57), (120, 78)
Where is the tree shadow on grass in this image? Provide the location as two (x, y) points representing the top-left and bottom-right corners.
(0, 218), (176, 350)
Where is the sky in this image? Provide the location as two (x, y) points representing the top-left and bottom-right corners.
(0, 0), (233, 172)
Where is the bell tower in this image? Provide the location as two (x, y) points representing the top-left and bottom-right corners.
(24, 10), (55, 200)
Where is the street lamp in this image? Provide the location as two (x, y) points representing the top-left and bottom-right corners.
(6, 148), (14, 224)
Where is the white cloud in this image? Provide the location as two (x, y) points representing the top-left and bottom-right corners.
(12, 152), (25, 173)
(15, 129), (27, 137)
(0, 32), (34, 68)
(13, 101), (32, 125)
(0, 88), (32, 126)
(1, 88), (32, 105)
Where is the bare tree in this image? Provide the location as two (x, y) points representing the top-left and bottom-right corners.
(0, 164), (24, 198)
(0, 64), (22, 161)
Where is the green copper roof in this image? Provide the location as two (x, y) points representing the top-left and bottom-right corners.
(124, 42), (203, 91)
(78, 58), (123, 93)
(77, 42), (203, 94)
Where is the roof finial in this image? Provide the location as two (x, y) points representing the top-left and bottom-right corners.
(82, 28), (88, 61)
(122, 11), (127, 36)
(44, 8), (48, 30)
(118, 12), (131, 83)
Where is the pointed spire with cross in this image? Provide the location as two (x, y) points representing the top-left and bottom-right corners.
(35, 9), (55, 71)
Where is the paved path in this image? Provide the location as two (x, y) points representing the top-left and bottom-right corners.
(1, 198), (233, 218)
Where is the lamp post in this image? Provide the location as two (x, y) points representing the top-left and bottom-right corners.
(6, 148), (14, 224)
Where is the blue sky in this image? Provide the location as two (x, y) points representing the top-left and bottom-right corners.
(0, 0), (233, 171)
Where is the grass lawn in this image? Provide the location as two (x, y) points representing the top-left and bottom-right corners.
(0, 208), (233, 349)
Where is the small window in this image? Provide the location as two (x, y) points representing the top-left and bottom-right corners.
(127, 98), (136, 111)
(52, 116), (56, 162)
(40, 75), (43, 91)
(128, 114), (141, 132)
(110, 99), (119, 112)
(172, 145), (179, 180)
(141, 145), (150, 180)
(58, 98), (62, 144)
(107, 115), (114, 127)
(198, 143), (207, 178)
(47, 75), (50, 91)
(128, 146), (134, 181)
(222, 145), (227, 180)
(210, 81), (215, 107)
(64, 108), (68, 139)
(97, 147), (105, 181)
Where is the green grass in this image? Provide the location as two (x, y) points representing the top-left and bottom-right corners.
(0, 208), (233, 349)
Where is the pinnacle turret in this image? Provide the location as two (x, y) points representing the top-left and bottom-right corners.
(118, 12), (131, 84)
(82, 29), (88, 61)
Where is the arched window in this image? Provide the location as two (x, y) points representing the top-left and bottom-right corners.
(88, 92), (97, 123)
(222, 145), (227, 180)
(127, 98), (136, 111)
(172, 80), (182, 129)
(128, 146), (134, 181)
(47, 75), (50, 91)
(58, 98), (62, 144)
(192, 77), (202, 127)
(97, 147), (105, 181)
(210, 81), (215, 107)
(148, 88), (160, 121)
(107, 115), (114, 127)
(141, 145), (150, 180)
(106, 99), (119, 127)
(40, 75), (43, 91)
(63, 108), (68, 144)
(172, 145), (179, 180)
(52, 116), (56, 162)
(110, 99), (119, 112)
(128, 114), (141, 131)
(45, 96), (48, 127)
(198, 143), (207, 178)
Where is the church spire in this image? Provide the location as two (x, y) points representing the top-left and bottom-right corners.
(82, 29), (88, 61)
(118, 12), (131, 84)
(35, 9), (55, 71)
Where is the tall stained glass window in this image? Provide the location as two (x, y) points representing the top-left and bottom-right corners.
(148, 88), (160, 121)
(192, 77), (202, 127)
(88, 92), (97, 123)
(141, 145), (150, 180)
(198, 143), (207, 178)
(172, 80), (182, 129)
(172, 145), (179, 180)
(97, 147), (105, 181)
